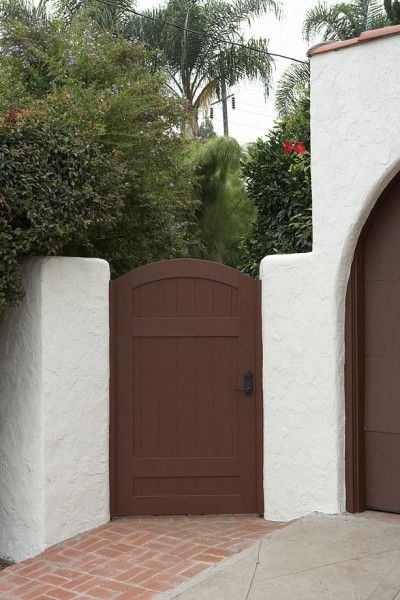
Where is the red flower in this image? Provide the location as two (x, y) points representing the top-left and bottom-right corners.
(6, 107), (23, 124)
(283, 139), (293, 154)
(294, 142), (306, 155)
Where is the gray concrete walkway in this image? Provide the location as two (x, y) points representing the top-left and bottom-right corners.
(158, 512), (400, 600)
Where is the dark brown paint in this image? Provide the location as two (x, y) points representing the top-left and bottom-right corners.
(345, 175), (400, 513)
(110, 259), (263, 516)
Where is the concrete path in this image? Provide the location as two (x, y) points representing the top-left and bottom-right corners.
(159, 512), (400, 600)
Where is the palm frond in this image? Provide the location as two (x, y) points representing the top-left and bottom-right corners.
(303, 1), (353, 41)
(227, 0), (282, 23)
(275, 62), (310, 119)
(215, 37), (274, 94)
(0, 0), (51, 25)
(304, 0), (388, 42)
(193, 78), (219, 111)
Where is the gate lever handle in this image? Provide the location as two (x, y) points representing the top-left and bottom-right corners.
(234, 371), (254, 396)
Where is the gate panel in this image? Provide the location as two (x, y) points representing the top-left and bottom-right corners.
(111, 259), (262, 516)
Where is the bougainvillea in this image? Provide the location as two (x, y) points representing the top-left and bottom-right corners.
(283, 139), (307, 155)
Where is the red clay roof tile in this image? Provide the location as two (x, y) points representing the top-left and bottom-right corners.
(307, 24), (400, 57)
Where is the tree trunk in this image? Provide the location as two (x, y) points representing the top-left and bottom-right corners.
(190, 109), (199, 138)
(185, 106), (199, 138)
(183, 98), (200, 138)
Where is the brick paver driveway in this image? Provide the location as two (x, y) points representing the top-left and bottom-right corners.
(0, 515), (286, 599)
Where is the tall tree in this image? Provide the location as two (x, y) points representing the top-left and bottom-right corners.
(303, 0), (388, 41)
(384, 0), (400, 23)
(191, 136), (255, 265)
(0, 16), (200, 291)
(125, 0), (281, 137)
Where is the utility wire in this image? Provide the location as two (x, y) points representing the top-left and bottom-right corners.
(237, 99), (275, 109)
(93, 0), (307, 65)
(212, 120), (269, 129)
(213, 106), (275, 117)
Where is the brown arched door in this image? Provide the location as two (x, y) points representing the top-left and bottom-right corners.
(110, 259), (263, 516)
(346, 175), (400, 513)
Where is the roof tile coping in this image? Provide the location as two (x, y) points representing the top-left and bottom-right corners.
(307, 24), (400, 57)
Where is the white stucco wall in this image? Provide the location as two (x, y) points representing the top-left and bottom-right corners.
(0, 257), (110, 562)
(0, 261), (44, 562)
(262, 34), (400, 521)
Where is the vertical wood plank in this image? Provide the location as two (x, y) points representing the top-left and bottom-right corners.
(177, 279), (196, 316)
(213, 337), (234, 457)
(140, 339), (161, 458)
(195, 337), (215, 457)
(195, 279), (213, 316)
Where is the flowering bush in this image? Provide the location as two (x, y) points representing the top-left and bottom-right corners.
(283, 140), (307, 155)
(0, 19), (199, 316)
(239, 104), (312, 276)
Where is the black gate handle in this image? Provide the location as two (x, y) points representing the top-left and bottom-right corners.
(234, 371), (254, 396)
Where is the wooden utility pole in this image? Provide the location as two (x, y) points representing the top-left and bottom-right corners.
(210, 88), (235, 137)
(221, 78), (229, 137)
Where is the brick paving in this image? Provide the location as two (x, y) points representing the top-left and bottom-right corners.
(0, 515), (286, 599)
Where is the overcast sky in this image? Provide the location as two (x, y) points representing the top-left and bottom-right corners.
(136, 0), (332, 144)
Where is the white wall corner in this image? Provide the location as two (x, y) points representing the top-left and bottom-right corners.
(0, 257), (110, 562)
(261, 34), (400, 521)
(0, 260), (45, 562)
(40, 258), (111, 548)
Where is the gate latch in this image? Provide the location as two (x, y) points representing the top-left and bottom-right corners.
(234, 371), (254, 396)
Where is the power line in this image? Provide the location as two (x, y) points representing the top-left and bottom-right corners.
(236, 99), (273, 109)
(94, 0), (307, 65)
(212, 107), (274, 118)
(235, 99), (267, 107)
(211, 93), (234, 107)
(210, 101), (275, 117)
(212, 120), (269, 130)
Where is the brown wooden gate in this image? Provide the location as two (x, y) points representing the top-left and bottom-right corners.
(110, 259), (263, 516)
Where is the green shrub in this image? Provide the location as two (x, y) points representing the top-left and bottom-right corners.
(0, 111), (123, 317)
(239, 101), (312, 276)
(0, 19), (199, 315)
(190, 136), (255, 266)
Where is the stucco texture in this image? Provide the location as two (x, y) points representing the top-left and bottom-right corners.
(261, 35), (400, 521)
(0, 258), (110, 562)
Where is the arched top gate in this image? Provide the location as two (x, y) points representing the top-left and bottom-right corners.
(110, 259), (263, 516)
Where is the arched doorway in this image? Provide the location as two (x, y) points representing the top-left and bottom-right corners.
(345, 174), (400, 513)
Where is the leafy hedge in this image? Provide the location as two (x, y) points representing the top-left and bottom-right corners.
(0, 19), (199, 317)
(239, 102), (312, 276)
(0, 112), (123, 317)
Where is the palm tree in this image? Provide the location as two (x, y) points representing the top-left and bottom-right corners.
(124, 0), (281, 137)
(303, 0), (388, 42)
(296, 0), (390, 120)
